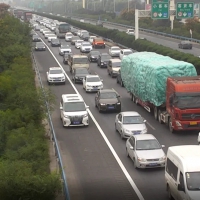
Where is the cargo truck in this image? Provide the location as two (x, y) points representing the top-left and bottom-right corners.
(121, 52), (200, 133)
(23, 11), (32, 22)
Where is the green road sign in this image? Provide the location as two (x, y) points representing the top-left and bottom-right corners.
(151, 1), (169, 19)
(176, 2), (194, 19)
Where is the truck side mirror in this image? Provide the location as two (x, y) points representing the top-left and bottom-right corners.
(177, 184), (185, 192)
(169, 96), (173, 106)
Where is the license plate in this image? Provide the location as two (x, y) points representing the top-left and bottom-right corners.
(133, 132), (140, 135)
(108, 106), (114, 109)
(73, 121), (80, 125)
(190, 122), (197, 125)
(149, 163), (158, 166)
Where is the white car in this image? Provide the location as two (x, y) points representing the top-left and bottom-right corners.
(115, 111), (147, 139)
(89, 36), (97, 44)
(80, 19), (85, 23)
(48, 34), (57, 42)
(126, 134), (166, 169)
(43, 30), (52, 36)
(42, 29), (49, 34)
(119, 49), (133, 60)
(126, 29), (135, 35)
(109, 46), (121, 57)
(65, 32), (73, 42)
(60, 94), (89, 127)
(46, 67), (65, 85)
(59, 44), (72, 56)
(75, 40), (84, 49)
(83, 75), (103, 92)
(44, 32), (53, 39)
(50, 24), (56, 31)
(80, 42), (92, 53)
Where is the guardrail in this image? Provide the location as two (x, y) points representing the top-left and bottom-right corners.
(70, 15), (200, 44)
(31, 51), (70, 200)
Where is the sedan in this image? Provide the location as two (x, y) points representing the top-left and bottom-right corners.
(115, 111), (147, 139)
(83, 75), (103, 92)
(46, 67), (65, 85)
(80, 42), (92, 53)
(47, 34), (57, 42)
(178, 41), (192, 49)
(35, 42), (46, 51)
(88, 50), (100, 62)
(65, 32), (73, 42)
(72, 68), (90, 84)
(95, 89), (121, 113)
(126, 134), (166, 169)
(32, 35), (41, 42)
(109, 46), (121, 57)
(75, 40), (84, 49)
(51, 38), (61, 47)
(59, 44), (72, 56)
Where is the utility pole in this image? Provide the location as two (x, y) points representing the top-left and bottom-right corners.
(114, 0), (115, 13)
(83, 0), (85, 8)
(135, 9), (139, 40)
(170, 0), (175, 30)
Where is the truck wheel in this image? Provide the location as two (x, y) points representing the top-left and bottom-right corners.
(168, 118), (175, 134)
(158, 110), (164, 124)
(167, 186), (173, 200)
(154, 107), (158, 121)
(120, 80), (124, 87)
(131, 94), (136, 103)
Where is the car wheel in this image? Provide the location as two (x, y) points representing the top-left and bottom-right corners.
(120, 131), (124, 139)
(169, 118), (175, 134)
(167, 186), (173, 200)
(103, 45), (105, 49)
(98, 105), (101, 113)
(115, 123), (118, 132)
(47, 81), (50, 85)
(95, 101), (97, 108)
(133, 158), (137, 169)
(116, 78), (119, 83)
(126, 148), (130, 158)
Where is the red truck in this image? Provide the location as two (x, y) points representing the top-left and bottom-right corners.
(23, 11), (32, 22)
(121, 52), (200, 133)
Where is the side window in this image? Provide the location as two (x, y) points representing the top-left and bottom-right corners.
(60, 98), (63, 107)
(120, 50), (123, 54)
(166, 158), (178, 181)
(179, 171), (185, 190)
(118, 114), (122, 121)
(129, 137), (135, 148)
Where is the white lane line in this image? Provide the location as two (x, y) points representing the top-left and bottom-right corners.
(41, 38), (145, 200)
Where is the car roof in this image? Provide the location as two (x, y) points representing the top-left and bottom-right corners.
(101, 53), (109, 55)
(134, 134), (156, 141)
(111, 46), (120, 48)
(109, 59), (121, 62)
(86, 75), (99, 78)
(73, 55), (88, 58)
(49, 67), (62, 70)
(100, 89), (116, 93)
(121, 111), (140, 116)
(62, 94), (84, 102)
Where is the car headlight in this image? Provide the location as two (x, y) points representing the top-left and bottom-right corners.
(141, 128), (147, 134)
(83, 114), (88, 118)
(124, 129), (131, 134)
(86, 84), (92, 87)
(61, 76), (65, 79)
(175, 121), (182, 127)
(35, 47), (38, 49)
(116, 102), (121, 105)
(75, 77), (78, 79)
(91, 56), (94, 58)
(137, 157), (146, 162)
(100, 103), (106, 105)
(64, 115), (69, 118)
(159, 156), (166, 161)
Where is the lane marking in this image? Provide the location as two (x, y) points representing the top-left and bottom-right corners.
(40, 38), (145, 200)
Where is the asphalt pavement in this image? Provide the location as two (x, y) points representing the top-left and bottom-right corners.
(33, 29), (198, 200)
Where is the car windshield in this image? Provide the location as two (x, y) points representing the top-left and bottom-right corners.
(52, 39), (59, 42)
(64, 102), (86, 112)
(123, 116), (144, 124)
(48, 34), (56, 37)
(82, 43), (90, 46)
(49, 69), (63, 74)
(33, 35), (39, 38)
(112, 47), (120, 51)
(112, 62), (121, 67)
(76, 68), (88, 74)
(83, 33), (89, 37)
(61, 45), (70, 49)
(66, 33), (73, 36)
(186, 172), (200, 191)
(124, 51), (132, 55)
(95, 38), (103, 42)
(100, 92), (117, 99)
(136, 139), (161, 150)
(91, 51), (100, 55)
(45, 32), (51, 34)
(74, 58), (88, 64)
(72, 36), (79, 40)
(87, 77), (100, 82)
(129, 30), (134, 33)
(36, 43), (44, 47)
(102, 55), (111, 60)
(77, 41), (83, 44)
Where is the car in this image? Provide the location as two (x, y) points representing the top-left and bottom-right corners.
(47, 34), (57, 42)
(34, 25), (40, 31)
(50, 24), (56, 31)
(80, 19), (85, 23)
(107, 59), (121, 78)
(96, 20), (103, 27)
(63, 52), (72, 64)
(109, 46), (121, 57)
(72, 68), (90, 84)
(75, 40), (84, 49)
(95, 89), (121, 113)
(116, 69), (124, 87)
(46, 67), (65, 85)
(44, 31), (52, 37)
(115, 111), (147, 139)
(60, 94), (89, 127)
(97, 53), (112, 68)
(92, 37), (105, 49)
(65, 32), (74, 42)
(126, 134), (166, 169)
(178, 41), (192, 49)
(51, 38), (61, 47)
(83, 75), (103, 92)
(81, 32), (90, 41)
(32, 35), (41, 42)
(126, 29), (135, 35)
(88, 50), (100, 62)
(40, 27), (48, 33)
(35, 42), (46, 51)
(59, 44), (71, 56)
(119, 49), (133, 60)
(89, 36), (97, 44)
(80, 42), (92, 53)
(71, 36), (80, 45)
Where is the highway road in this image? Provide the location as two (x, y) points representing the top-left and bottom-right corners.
(33, 26), (198, 200)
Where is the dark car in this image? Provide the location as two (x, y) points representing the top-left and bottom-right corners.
(116, 69), (124, 87)
(97, 53), (112, 68)
(32, 35), (41, 42)
(72, 68), (90, 84)
(178, 41), (192, 49)
(81, 32), (90, 41)
(71, 36), (80, 45)
(51, 38), (61, 47)
(63, 52), (72, 64)
(88, 51), (100, 62)
(35, 42), (46, 51)
(96, 20), (103, 27)
(95, 89), (121, 113)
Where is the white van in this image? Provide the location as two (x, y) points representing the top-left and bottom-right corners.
(165, 145), (200, 200)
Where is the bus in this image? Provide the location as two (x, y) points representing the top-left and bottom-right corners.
(55, 22), (71, 38)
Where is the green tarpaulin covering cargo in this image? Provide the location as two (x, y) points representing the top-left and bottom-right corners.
(121, 52), (197, 106)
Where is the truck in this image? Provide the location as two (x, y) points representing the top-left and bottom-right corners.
(121, 52), (200, 133)
(23, 11), (32, 22)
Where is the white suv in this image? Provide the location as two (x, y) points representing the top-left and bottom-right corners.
(46, 67), (65, 85)
(83, 75), (103, 92)
(60, 94), (89, 127)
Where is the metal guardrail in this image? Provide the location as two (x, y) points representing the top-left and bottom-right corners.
(70, 15), (200, 44)
(31, 51), (70, 200)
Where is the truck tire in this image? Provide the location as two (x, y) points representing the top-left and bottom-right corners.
(154, 107), (158, 121)
(131, 94), (135, 103)
(167, 186), (173, 200)
(158, 110), (164, 124)
(168, 118), (175, 134)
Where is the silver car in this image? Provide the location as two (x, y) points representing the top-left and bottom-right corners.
(109, 46), (121, 57)
(59, 44), (72, 56)
(126, 134), (166, 169)
(115, 111), (147, 139)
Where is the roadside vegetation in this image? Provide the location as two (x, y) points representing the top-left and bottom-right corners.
(36, 12), (200, 74)
(0, 3), (61, 200)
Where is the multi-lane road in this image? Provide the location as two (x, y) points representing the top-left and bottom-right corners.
(33, 22), (198, 200)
